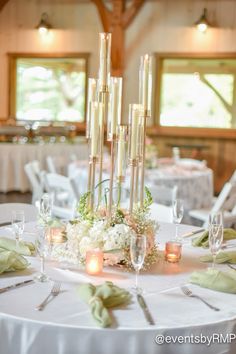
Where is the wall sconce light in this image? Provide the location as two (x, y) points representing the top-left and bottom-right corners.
(195, 8), (210, 33)
(36, 13), (52, 35)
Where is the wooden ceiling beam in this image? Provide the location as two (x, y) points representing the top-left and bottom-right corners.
(0, 0), (10, 11)
(92, 0), (145, 76)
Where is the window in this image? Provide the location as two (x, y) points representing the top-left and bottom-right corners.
(9, 53), (89, 123)
(155, 55), (236, 130)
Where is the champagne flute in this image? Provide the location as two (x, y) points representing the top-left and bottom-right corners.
(209, 212), (223, 268)
(39, 193), (53, 225)
(209, 212), (223, 226)
(12, 210), (25, 251)
(34, 226), (50, 282)
(172, 199), (184, 241)
(130, 234), (146, 294)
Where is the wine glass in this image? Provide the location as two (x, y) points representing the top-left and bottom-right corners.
(130, 234), (146, 294)
(12, 210), (25, 250)
(172, 199), (184, 241)
(208, 212), (223, 268)
(209, 212), (223, 226)
(39, 193), (53, 224)
(34, 226), (50, 282)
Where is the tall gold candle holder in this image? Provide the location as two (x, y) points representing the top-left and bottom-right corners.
(97, 33), (111, 205)
(97, 89), (109, 205)
(88, 102), (101, 210)
(115, 125), (127, 208)
(86, 78), (98, 191)
(139, 110), (150, 207)
(139, 54), (153, 207)
(128, 104), (140, 214)
(88, 155), (98, 211)
(107, 77), (123, 217)
(129, 158), (138, 214)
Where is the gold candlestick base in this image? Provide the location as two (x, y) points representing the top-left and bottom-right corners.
(129, 159), (138, 215)
(140, 113), (151, 208)
(88, 156), (98, 211)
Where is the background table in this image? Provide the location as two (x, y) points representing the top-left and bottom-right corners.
(69, 158), (214, 215)
(0, 141), (88, 192)
(0, 222), (235, 354)
(146, 160), (214, 211)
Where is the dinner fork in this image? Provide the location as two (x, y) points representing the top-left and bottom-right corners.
(180, 286), (220, 312)
(35, 282), (61, 311)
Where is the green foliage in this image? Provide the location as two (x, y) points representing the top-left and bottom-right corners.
(143, 186), (153, 211)
(111, 208), (125, 226)
(77, 192), (93, 222)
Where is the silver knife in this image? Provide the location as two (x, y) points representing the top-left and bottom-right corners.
(0, 279), (34, 294)
(182, 228), (205, 238)
(228, 264), (236, 271)
(137, 293), (155, 325)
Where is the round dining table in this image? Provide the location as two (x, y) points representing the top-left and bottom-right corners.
(0, 141), (88, 192)
(0, 222), (235, 354)
(146, 159), (214, 211)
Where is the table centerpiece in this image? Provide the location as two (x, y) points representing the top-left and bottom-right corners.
(52, 32), (158, 269)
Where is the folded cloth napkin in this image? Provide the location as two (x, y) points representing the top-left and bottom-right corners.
(0, 248), (29, 274)
(192, 228), (236, 248)
(190, 268), (236, 293)
(200, 251), (236, 264)
(0, 237), (35, 256)
(77, 281), (131, 327)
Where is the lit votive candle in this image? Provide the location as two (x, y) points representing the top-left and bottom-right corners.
(165, 241), (182, 263)
(86, 250), (104, 275)
(49, 227), (65, 244)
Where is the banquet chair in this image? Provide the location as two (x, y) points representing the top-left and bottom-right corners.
(148, 184), (178, 206)
(46, 155), (70, 175)
(0, 203), (38, 226)
(46, 156), (57, 174)
(44, 173), (80, 219)
(189, 182), (236, 228)
(149, 203), (173, 223)
(24, 161), (44, 205)
(230, 170), (236, 183)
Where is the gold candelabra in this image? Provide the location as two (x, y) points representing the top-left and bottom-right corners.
(86, 33), (152, 215)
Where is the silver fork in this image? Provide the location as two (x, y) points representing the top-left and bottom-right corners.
(181, 286), (220, 312)
(35, 282), (61, 311)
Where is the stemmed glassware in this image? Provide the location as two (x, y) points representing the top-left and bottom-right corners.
(34, 226), (50, 282)
(208, 212), (223, 269)
(12, 210), (25, 250)
(39, 193), (53, 224)
(130, 234), (146, 294)
(172, 199), (184, 241)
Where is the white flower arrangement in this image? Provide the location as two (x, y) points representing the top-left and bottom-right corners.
(52, 187), (159, 269)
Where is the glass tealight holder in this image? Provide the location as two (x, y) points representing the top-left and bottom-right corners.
(165, 241), (182, 263)
(86, 250), (104, 275)
(49, 226), (66, 244)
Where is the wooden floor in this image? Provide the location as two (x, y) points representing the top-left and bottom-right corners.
(0, 192), (32, 204)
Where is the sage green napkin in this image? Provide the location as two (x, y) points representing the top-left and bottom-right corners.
(77, 281), (131, 327)
(200, 251), (236, 264)
(190, 268), (236, 293)
(0, 237), (35, 256)
(0, 248), (29, 274)
(192, 228), (236, 248)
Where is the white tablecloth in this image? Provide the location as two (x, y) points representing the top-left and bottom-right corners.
(68, 160), (214, 214)
(0, 222), (236, 354)
(0, 142), (88, 192)
(146, 166), (214, 211)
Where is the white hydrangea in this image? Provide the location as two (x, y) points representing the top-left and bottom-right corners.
(103, 223), (135, 251)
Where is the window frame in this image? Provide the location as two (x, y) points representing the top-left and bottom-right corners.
(8, 52), (89, 128)
(154, 52), (236, 139)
